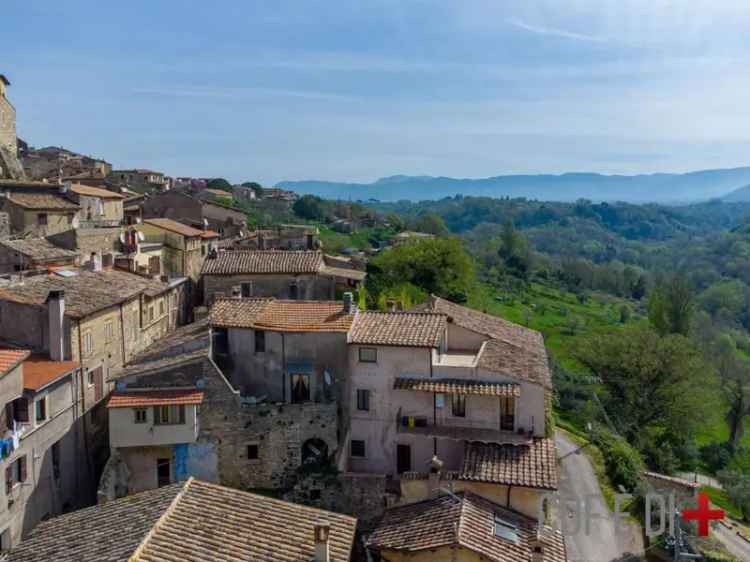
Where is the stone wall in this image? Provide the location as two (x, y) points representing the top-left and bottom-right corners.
(203, 272), (335, 303)
(0, 91), (16, 155)
(47, 226), (124, 256)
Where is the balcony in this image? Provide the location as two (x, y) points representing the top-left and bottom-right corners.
(395, 408), (532, 446)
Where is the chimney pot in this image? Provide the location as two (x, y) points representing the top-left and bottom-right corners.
(313, 522), (330, 562)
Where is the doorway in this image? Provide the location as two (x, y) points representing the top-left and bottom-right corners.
(396, 444), (411, 474)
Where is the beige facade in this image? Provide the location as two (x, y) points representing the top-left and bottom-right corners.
(109, 404), (199, 448)
(74, 194), (123, 224)
(3, 200), (79, 237)
(0, 77), (16, 156)
(203, 272), (335, 303)
(136, 222), (216, 282)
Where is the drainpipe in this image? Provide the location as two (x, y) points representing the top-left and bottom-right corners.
(430, 347), (436, 456)
(281, 333), (287, 403)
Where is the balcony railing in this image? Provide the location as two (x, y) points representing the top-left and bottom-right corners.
(395, 408), (532, 445)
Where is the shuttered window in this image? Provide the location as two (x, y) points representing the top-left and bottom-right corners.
(153, 405), (186, 425)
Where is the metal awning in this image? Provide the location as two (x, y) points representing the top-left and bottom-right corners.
(393, 378), (520, 397)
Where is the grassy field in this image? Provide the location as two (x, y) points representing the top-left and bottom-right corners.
(468, 281), (637, 372)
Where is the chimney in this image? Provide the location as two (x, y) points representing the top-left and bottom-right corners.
(428, 455), (444, 497)
(530, 533), (545, 562)
(59, 180), (72, 194)
(46, 290), (65, 361)
(313, 522), (331, 562)
(343, 292), (355, 314)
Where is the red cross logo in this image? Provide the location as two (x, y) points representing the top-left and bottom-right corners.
(681, 492), (725, 537)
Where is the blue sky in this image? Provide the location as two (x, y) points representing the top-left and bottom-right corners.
(3, 1), (750, 184)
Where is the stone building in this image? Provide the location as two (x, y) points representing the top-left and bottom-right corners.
(68, 183), (124, 225)
(136, 218), (218, 282)
(0, 238), (79, 274)
(141, 191), (247, 238)
(367, 491), (567, 562)
(0, 185), (80, 237)
(0, 349), (95, 549)
(109, 169), (168, 191)
(234, 224), (320, 251)
(101, 315), (339, 497)
(8, 479), (357, 562)
(21, 147), (111, 183)
(0, 75), (23, 180)
(201, 250), (363, 304)
(0, 268), (189, 417)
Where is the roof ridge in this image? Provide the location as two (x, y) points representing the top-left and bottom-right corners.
(129, 477), (195, 561)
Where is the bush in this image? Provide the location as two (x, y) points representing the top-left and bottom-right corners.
(592, 427), (645, 492)
(700, 442), (734, 474)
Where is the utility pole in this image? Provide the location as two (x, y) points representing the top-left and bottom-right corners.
(664, 508), (702, 561)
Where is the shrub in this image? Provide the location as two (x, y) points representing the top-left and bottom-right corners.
(592, 427), (645, 492)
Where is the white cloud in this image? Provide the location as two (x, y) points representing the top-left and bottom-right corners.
(507, 17), (606, 42)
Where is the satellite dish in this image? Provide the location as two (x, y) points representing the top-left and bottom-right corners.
(203, 218), (209, 229)
(324, 370), (332, 386)
(137, 232), (145, 242)
(119, 233), (126, 244)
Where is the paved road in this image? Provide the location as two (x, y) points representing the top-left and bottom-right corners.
(555, 431), (642, 562)
(712, 520), (750, 560)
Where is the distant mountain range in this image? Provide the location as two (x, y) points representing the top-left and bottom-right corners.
(722, 183), (750, 202)
(277, 167), (750, 203)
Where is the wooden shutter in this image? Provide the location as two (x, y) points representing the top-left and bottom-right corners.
(19, 456), (26, 482)
(178, 405), (185, 424)
(153, 406), (160, 425)
(3, 403), (11, 431)
(5, 466), (11, 494)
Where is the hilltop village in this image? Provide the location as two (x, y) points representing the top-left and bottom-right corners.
(0, 73), (573, 561)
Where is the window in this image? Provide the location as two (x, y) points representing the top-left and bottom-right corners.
(9, 397), (29, 424)
(254, 330), (265, 353)
(104, 320), (114, 343)
(350, 439), (366, 458)
(148, 306), (155, 323)
(247, 443), (259, 461)
(356, 389), (370, 412)
(51, 441), (61, 480)
(241, 282), (253, 297)
(500, 396), (514, 431)
(156, 458), (171, 487)
(87, 370), (95, 387)
(451, 394), (466, 418)
(153, 404), (186, 425)
(159, 301), (165, 316)
(309, 489), (321, 501)
(82, 331), (94, 356)
(494, 514), (520, 545)
(67, 213), (74, 225)
(35, 397), (47, 424)
(290, 373), (310, 403)
(358, 347), (377, 363)
(37, 213), (48, 225)
(134, 408), (147, 424)
(289, 283), (299, 300)
(5, 455), (27, 493)
(132, 311), (139, 340)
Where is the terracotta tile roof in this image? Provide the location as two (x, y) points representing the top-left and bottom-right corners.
(7, 478), (357, 562)
(22, 356), (78, 391)
(0, 238), (79, 261)
(107, 389), (204, 408)
(414, 296), (552, 388)
(71, 183), (125, 199)
(201, 250), (323, 275)
(348, 311), (446, 348)
(0, 349), (30, 377)
(133, 479), (356, 562)
(143, 218), (207, 238)
(459, 439), (559, 490)
(6, 191), (80, 210)
(394, 377), (520, 397)
(210, 297), (354, 332)
(366, 491), (567, 562)
(6, 483), (184, 562)
(200, 229), (219, 239)
(0, 269), (175, 319)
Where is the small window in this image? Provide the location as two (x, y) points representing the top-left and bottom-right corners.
(356, 389), (370, 412)
(148, 306), (155, 323)
(451, 394), (466, 418)
(159, 301), (165, 316)
(351, 439), (366, 458)
(494, 514), (520, 545)
(5, 455), (27, 493)
(290, 373), (310, 403)
(134, 408), (147, 424)
(309, 489), (321, 500)
(289, 283), (299, 300)
(83, 331), (94, 356)
(67, 213), (74, 225)
(87, 370), (95, 387)
(153, 404), (186, 425)
(255, 330), (265, 353)
(35, 397), (47, 424)
(241, 282), (253, 298)
(37, 213), (48, 225)
(51, 441), (61, 480)
(247, 444), (259, 460)
(104, 320), (114, 343)
(358, 347), (377, 363)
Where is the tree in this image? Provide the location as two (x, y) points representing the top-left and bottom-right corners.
(207, 178), (233, 191)
(718, 469), (750, 521)
(711, 334), (750, 448)
(499, 216), (517, 261)
(631, 275), (647, 300)
(241, 181), (261, 189)
(293, 195), (327, 221)
(366, 238), (475, 303)
(647, 274), (693, 336)
(575, 325), (710, 452)
(413, 213), (448, 237)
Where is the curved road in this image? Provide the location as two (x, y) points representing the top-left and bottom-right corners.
(555, 431), (642, 562)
